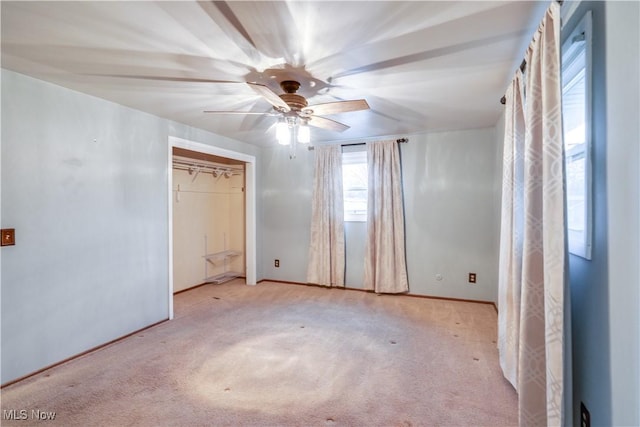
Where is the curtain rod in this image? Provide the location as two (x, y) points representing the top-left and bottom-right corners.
(307, 138), (408, 151)
(342, 137), (409, 147)
(500, 59), (526, 105)
(500, 0), (563, 105)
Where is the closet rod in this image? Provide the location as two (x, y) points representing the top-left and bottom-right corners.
(172, 157), (244, 172)
(499, 0), (563, 105)
(172, 164), (242, 176)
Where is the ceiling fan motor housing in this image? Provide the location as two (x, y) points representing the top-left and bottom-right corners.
(278, 80), (308, 111)
(279, 94), (308, 110)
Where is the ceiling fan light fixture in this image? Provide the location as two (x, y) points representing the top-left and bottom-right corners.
(276, 119), (290, 145)
(298, 122), (310, 144)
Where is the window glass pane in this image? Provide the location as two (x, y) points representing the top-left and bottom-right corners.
(562, 12), (592, 260)
(342, 150), (367, 222)
(563, 62), (586, 235)
(566, 151), (585, 232)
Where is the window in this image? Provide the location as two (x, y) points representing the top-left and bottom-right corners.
(562, 11), (592, 259)
(342, 150), (367, 222)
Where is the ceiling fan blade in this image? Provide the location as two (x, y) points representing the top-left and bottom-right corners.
(307, 115), (350, 132)
(203, 110), (278, 115)
(304, 99), (369, 116)
(247, 82), (291, 112)
(86, 74), (242, 84)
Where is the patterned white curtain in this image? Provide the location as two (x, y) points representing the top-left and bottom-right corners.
(306, 145), (345, 287)
(498, 2), (567, 426)
(498, 68), (526, 391)
(363, 140), (409, 294)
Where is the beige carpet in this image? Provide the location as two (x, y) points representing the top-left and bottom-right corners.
(1, 280), (517, 426)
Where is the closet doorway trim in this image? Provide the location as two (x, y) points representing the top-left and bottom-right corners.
(167, 136), (257, 320)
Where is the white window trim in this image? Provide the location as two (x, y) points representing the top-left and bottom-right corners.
(562, 11), (593, 260)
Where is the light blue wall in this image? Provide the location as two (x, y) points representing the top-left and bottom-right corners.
(1, 70), (167, 385)
(0, 70), (260, 384)
(259, 145), (314, 282)
(562, 2), (612, 425)
(604, 1), (640, 425)
(564, 2), (640, 425)
(402, 128), (501, 301)
(260, 128), (502, 303)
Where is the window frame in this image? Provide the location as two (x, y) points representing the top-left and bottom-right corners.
(562, 11), (593, 260)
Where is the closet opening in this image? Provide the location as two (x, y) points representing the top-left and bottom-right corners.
(167, 137), (257, 319)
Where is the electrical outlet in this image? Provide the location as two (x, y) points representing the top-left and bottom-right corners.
(468, 273), (476, 283)
(274, 259), (280, 268)
(580, 402), (590, 427)
(1, 229), (15, 246)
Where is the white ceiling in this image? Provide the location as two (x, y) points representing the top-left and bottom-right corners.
(1, 1), (548, 147)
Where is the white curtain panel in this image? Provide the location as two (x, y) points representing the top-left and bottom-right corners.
(306, 145), (345, 287)
(519, 3), (565, 425)
(498, 3), (566, 426)
(498, 68), (526, 391)
(363, 140), (409, 294)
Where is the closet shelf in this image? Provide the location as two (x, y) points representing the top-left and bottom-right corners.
(203, 250), (241, 263)
(204, 271), (243, 285)
(203, 248), (242, 285)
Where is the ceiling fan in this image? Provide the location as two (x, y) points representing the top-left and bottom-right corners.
(204, 80), (369, 134)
